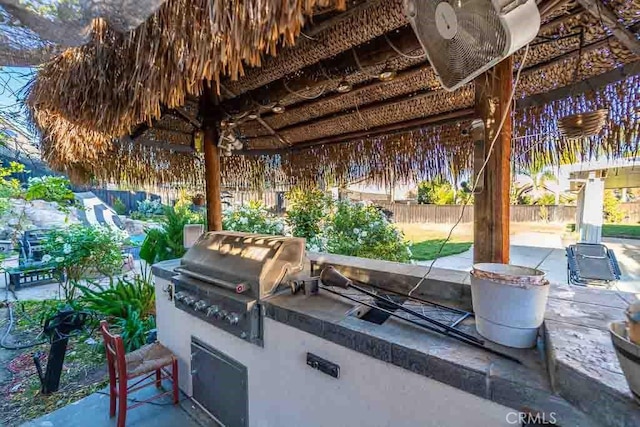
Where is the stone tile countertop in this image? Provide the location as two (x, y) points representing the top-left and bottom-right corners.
(153, 256), (640, 427)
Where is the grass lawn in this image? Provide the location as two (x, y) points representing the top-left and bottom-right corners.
(601, 224), (640, 239)
(409, 239), (472, 261)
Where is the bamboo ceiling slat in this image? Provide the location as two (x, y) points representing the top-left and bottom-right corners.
(222, 0), (408, 95)
(25, 0), (640, 189)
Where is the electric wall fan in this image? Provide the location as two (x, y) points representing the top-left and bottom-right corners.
(405, 0), (541, 91)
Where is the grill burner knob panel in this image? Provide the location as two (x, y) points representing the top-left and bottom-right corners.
(172, 278), (264, 346)
(226, 313), (240, 325)
(206, 305), (220, 317)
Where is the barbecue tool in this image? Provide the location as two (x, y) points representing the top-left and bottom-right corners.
(319, 266), (521, 363)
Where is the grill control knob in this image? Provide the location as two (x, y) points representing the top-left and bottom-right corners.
(206, 305), (220, 317)
(194, 300), (208, 311)
(226, 313), (240, 325)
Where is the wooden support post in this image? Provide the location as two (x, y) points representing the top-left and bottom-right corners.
(200, 85), (223, 232)
(203, 126), (222, 231)
(473, 58), (513, 264)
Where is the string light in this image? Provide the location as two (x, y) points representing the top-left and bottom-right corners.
(337, 80), (353, 93)
(378, 68), (397, 81)
(271, 104), (285, 114)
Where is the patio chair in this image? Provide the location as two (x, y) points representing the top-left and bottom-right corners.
(566, 243), (621, 288)
(99, 321), (179, 427)
(5, 229), (59, 290)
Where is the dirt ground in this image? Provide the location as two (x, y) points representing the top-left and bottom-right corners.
(0, 302), (107, 426)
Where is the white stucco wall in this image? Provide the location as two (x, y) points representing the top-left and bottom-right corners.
(155, 277), (515, 427)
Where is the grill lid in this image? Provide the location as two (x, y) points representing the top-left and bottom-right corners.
(179, 231), (306, 298)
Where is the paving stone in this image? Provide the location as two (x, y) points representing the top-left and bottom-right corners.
(545, 297), (626, 330)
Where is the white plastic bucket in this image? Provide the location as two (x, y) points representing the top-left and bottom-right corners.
(471, 263), (550, 348)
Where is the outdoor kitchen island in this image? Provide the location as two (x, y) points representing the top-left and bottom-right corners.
(152, 235), (639, 427)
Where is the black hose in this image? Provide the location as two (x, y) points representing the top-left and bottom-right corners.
(0, 303), (47, 350)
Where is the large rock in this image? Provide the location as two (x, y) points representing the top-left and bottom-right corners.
(0, 198), (82, 240)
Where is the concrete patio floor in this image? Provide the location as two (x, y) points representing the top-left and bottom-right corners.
(416, 232), (640, 293)
(21, 382), (216, 427)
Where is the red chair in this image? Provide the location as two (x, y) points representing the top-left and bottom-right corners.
(99, 320), (179, 426)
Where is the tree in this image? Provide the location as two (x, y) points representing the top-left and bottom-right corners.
(512, 164), (561, 205)
(417, 178), (455, 205)
(603, 190), (625, 223)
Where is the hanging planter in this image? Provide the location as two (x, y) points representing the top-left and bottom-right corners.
(558, 109), (608, 139)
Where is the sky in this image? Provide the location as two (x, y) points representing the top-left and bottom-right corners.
(0, 66), (36, 138)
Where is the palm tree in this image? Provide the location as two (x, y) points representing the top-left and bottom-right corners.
(516, 163), (560, 205)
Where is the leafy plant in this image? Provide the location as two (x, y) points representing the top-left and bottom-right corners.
(116, 311), (156, 352)
(139, 205), (205, 263)
(285, 187), (332, 240)
(79, 274), (155, 320)
(417, 178), (455, 205)
(535, 193), (557, 206)
(43, 225), (126, 302)
(223, 201), (285, 235)
(24, 175), (74, 205)
(0, 161), (25, 198)
(0, 161), (25, 215)
(135, 198), (165, 217)
(604, 190), (625, 223)
(324, 200), (411, 262)
(112, 197), (127, 215)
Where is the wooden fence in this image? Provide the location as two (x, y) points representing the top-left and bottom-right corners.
(375, 203), (577, 224)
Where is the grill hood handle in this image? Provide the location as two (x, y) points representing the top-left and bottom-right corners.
(319, 266), (352, 289)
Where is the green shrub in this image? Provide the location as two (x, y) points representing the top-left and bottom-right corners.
(139, 205), (205, 263)
(25, 176), (74, 205)
(117, 311), (156, 352)
(324, 200), (411, 262)
(535, 193), (556, 206)
(79, 274), (155, 320)
(0, 161), (25, 198)
(112, 197), (127, 215)
(417, 178), (455, 205)
(285, 187), (332, 240)
(0, 162), (25, 215)
(223, 201), (285, 235)
(135, 198), (165, 217)
(604, 190), (625, 223)
(43, 225), (126, 302)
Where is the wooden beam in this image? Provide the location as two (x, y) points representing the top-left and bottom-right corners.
(538, 0), (570, 18)
(200, 85), (223, 232)
(242, 109), (475, 154)
(575, 0), (640, 55)
(519, 61), (640, 108)
(171, 107), (201, 129)
(250, 62), (433, 135)
(203, 127), (222, 231)
(222, 26), (423, 113)
(223, 2), (577, 117)
(122, 139), (195, 153)
(473, 58), (513, 264)
(246, 33), (618, 139)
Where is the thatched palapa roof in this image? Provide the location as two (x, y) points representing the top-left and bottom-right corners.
(27, 0), (640, 189)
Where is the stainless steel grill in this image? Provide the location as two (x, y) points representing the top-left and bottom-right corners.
(171, 231), (309, 346)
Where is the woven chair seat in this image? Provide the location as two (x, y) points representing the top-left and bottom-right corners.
(124, 342), (175, 378)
